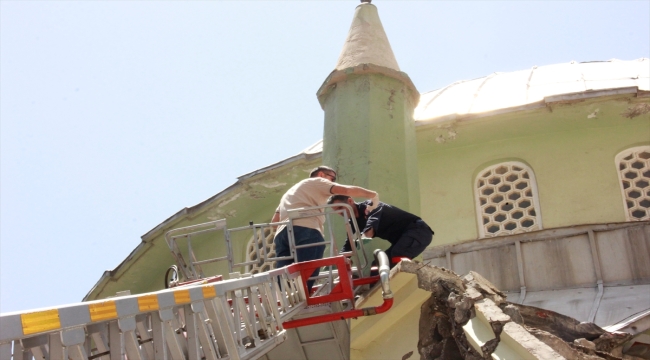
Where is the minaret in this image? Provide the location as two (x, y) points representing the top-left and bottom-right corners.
(318, 1), (420, 213)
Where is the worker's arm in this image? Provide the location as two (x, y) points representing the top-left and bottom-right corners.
(330, 184), (377, 199)
(362, 228), (375, 238)
(331, 184), (380, 213)
(271, 211), (280, 230)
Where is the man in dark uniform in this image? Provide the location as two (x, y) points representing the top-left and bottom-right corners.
(327, 195), (433, 267)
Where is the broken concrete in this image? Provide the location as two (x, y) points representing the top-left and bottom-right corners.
(397, 260), (637, 360)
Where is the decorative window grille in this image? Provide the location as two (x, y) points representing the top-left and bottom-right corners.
(616, 146), (650, 221)
(475, 162), (543, 238)
(245, 228), (276, 274)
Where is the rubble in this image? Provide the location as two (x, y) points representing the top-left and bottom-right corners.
(398, 261), (637, 360)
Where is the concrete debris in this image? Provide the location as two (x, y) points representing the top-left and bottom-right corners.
(503, 304), (525, 325)
(398, 260), (635, 360)
(528, 328), (603, 360)
(463, 271), (506, 305)
(502, 321), (565, 360)
(575, 339), (597, 351)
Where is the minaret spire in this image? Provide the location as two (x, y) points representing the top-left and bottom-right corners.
(318, 2), (421, 218)
(335, 2), (399, 71)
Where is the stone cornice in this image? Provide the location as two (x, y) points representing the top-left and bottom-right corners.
(317, 63), (420, 109)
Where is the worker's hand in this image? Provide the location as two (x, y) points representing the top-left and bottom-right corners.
(365, 194), (380, 214)
(362, 228), (375, 238)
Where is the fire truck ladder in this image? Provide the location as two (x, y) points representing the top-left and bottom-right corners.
(0, 204), (393, 360)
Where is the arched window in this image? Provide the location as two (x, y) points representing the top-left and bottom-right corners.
(616, 146), (650, 221)
(474, 162), (543, 238)
(245, 228), (276, 274)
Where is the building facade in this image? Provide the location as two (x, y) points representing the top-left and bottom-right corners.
(84, 3), (650, 359)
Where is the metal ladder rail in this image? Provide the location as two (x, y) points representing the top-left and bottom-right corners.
(0, 267), (306, 360)
(165, 219), (230, 280)
(185, 204), (369, 297)
(166, 204), (369, 289)
(257, 204), (370, 289)
(286, 204), (368, 271)
(226, 221), (287, 273)
(321, 204), (369, 277)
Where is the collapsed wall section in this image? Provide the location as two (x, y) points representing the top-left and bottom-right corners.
(398, 261), (638, 360)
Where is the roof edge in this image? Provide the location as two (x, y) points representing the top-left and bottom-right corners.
(317, 64), (419, 109)
(416, 86), (644, 127)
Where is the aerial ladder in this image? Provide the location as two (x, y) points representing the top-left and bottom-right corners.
(0, 204), (394, 360)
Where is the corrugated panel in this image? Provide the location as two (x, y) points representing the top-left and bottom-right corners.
(593, 285), (650, 327)
(626, 226), (650, 281)
(460, 282), (649, 330)
(596, 227), (650, 284)
(513, 285), (650, 328)
(522, 287), (597, 323)
(450, 245), (520, 292)
(521, 234), (597, 291)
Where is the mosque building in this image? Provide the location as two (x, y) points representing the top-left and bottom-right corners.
(84, 2), (650, 359)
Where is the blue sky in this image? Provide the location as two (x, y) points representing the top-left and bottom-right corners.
(1, 0), (648, 313)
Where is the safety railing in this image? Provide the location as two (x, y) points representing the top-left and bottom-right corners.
(166, 204), (371, 288)
(165, 219), (230, 280)
(282, 249), (393, 329)
(284, 203), (370, 274)
(0, 264), (306, 360)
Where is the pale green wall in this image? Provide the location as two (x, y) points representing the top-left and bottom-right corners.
(322, 71), (421, 256)
(417, 96), (650, 246)
(322, 73), (420, 214)
(352, 304), (421, 360)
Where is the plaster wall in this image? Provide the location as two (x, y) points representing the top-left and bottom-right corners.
(352, 299), (421, 360)
(416, 96), (650, 246)
(322, 73), (420, 214)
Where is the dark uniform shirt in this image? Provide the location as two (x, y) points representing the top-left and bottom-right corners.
(342, 200), (424, 251)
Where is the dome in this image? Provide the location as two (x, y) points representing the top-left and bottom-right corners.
(415, 58), (650, 125)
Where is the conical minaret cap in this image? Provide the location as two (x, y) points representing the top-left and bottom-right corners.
(335, 3), (400, 71)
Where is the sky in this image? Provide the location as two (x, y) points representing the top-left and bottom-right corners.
(1, 0), (648, 314)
